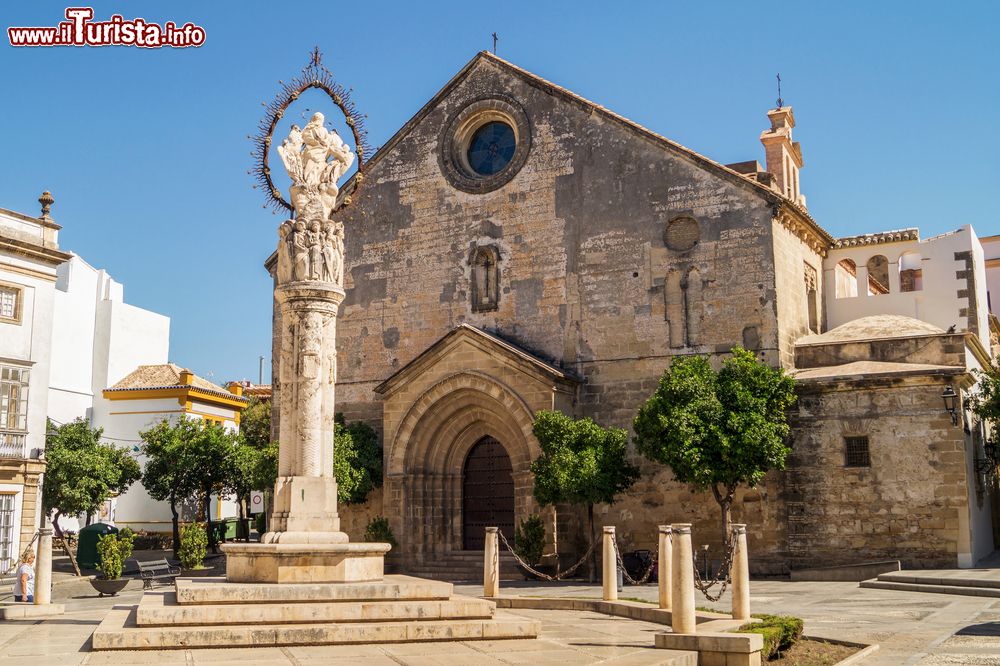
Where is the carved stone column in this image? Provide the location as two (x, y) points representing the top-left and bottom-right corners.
(222, 219), (389, 584)
(265, 281), (346, 543)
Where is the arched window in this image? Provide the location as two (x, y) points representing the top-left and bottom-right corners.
(899, 252), (923, 292)
(866, 255), (890, 295)
(471, 245), (500, 312)
(835, 259), (858, 299)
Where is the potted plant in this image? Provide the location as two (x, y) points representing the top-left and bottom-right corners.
(513, 515), (549, 579)
(178, 522), (210, 575)
(90, 528), (135, 597)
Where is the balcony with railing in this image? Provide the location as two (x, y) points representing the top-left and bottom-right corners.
(0, 431), (27, 459)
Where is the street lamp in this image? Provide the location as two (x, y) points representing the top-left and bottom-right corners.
(941, 385), (959, 426)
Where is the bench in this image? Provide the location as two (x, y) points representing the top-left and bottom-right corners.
(136, 558), (181, 589)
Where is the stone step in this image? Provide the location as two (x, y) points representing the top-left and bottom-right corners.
(137, 590), (496, 626)
(875, 572), (1000, 589)
(860, 579), (1000, 598)
(174, 575), (453, 605)
(92, 606), (541, 650)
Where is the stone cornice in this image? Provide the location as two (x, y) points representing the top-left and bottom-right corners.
(0, 236), (71, 267)
(774, 203), (835, 257)
(835, 228), (920, 249)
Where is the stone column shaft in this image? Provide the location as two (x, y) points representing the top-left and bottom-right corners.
(731, 524), (750, 621)
(264, 280), (347, 544)
(483, 527), (499, 598)
(671, 523), (696, 634)
(602, 526), (617, 602)
(657, 525), (672, 610)
(34, 526), (52, 605)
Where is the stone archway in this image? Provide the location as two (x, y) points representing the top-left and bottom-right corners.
(384, 371), (538, 563)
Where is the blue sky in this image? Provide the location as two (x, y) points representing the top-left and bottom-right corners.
(2, 1), (997, 384)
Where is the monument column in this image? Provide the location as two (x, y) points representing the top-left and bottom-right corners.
(265, 281), (346, 544)
(222, 108), (390, 584)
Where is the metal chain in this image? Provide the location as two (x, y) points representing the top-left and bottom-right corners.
(691, 530), (739, 602)
(611, 535), (658, 585)
(1, 531), (40, 578)
(497, 529), (599, 581)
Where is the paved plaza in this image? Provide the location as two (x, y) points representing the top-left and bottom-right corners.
(3, 568), (1000, 664)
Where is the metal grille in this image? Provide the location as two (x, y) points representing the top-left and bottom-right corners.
(845, 436), (871, 467)
(462, 436), (514, 550)
(0, 494), (15, 572)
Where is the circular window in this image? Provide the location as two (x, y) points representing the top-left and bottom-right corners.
(467, 122), (516, 176)
(439, 96), (531, 194)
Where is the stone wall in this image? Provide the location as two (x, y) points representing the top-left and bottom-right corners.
(320, 55), (812, 567)
(787, 376), (971, 569)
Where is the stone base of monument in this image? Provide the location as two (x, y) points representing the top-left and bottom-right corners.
(223, 542), (390, 583)
(91, 575), (540, 650)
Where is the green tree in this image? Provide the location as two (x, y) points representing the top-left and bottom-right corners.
(227, 438), (278, 537)
(530, 410), (639, 579)
(239, 397), (272, 449)
(188, 421), (239, 553)
(140, 418), (239, 556)
(139, 418), (202, 557)
(971, 362), (1000, 438)
(633, 347), (797, 544)
(43, 418), (141, 537)
(333, 414), (383, 504)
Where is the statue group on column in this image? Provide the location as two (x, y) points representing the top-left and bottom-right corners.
(277, 219), (345, 285)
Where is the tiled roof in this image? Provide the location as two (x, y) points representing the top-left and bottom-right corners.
(835, 229), (919, 248)
(107, 363), (239, 399)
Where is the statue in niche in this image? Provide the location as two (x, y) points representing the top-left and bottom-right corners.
(278, 112), (355, 221)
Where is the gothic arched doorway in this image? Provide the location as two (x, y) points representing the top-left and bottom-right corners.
(462, 436), (515, 550)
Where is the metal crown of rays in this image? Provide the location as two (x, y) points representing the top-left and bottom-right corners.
(250, 47), (371, 214)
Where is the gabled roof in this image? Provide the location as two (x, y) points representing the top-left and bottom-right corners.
(342, 51), (833, 250)
(374, 324), (579, 397)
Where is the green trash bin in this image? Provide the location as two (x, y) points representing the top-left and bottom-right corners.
(77, 523), (118, 570)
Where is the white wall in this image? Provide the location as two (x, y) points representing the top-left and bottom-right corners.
(981, 236), (1000, 315)
(825, 225), (991, 349)
(48, 255), (169, 427)
(0, 233), (58, 460)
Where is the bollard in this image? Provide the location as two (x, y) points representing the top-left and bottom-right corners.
(670, 523), (696, 634)
(657, 525), (672, 609)
(483, 527), (499, 598)
(34, 524), (53, 606)
(731, 524), (750, 621)
(602, 526), (618, 601)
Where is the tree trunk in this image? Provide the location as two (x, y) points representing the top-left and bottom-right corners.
(204, 487), (218, 554)
(712, 484), (736, 548)
(51, 511), (81, 575)
(237, 494), (249, 541)
(587, 503), (596, 583)
(169, 495), (180, 560)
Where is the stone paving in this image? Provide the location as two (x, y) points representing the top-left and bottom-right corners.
(453, 578), (1000, 665)
(0, 577), (688, 665)
(4, 570), (1000, 664)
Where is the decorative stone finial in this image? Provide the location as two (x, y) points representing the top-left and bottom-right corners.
(38, 191), (54, 218)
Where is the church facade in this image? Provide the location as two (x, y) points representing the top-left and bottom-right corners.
(270, 52), (997, 574)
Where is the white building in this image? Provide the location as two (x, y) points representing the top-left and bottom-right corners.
(0, 193), (70, 572)
(98, 364), (248, 532)
(48, 255), (170, 426)
(825, 225), (991, 351)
